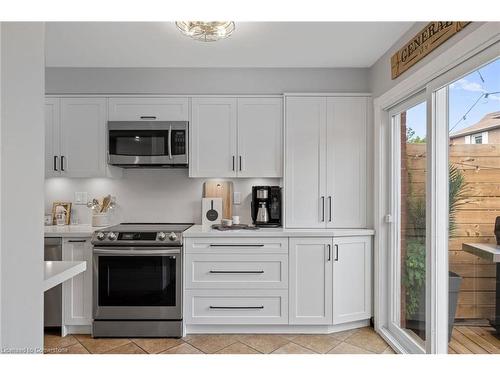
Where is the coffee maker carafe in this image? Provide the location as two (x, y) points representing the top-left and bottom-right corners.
(251, 186), (281, 227)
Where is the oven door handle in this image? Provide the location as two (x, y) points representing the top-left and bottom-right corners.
(93, 248), (180, 256)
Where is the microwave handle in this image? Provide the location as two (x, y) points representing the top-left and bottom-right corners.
(168, 124), (173, 160)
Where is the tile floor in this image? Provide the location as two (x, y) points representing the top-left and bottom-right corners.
(44, 326), (395, 354)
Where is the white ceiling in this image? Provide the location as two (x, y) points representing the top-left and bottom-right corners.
(45, 22), (414, 68)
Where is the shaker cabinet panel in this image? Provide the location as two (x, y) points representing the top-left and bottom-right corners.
(62, 239), (93, 326)
(108, 97), (189, 121)
(190, 98), (238, 177)
(289, 237), (333, 325)
(284, 97), (327, 228)
(45, 98), (61, 177)
(237, 98), (282, 177)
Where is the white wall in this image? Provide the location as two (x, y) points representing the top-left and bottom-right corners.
(45, 67), (370, 95)
(1, 23), (45, 352)
(45, 171), (279, 225)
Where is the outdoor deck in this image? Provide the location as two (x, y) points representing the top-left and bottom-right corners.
(449, 325), (500, 354)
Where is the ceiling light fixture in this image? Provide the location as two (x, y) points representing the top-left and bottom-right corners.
(175, 21), (235, 42)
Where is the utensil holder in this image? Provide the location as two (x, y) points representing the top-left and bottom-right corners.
(92, 213), (110, 227)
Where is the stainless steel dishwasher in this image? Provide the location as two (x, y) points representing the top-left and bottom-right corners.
(44, 237), (62, 327)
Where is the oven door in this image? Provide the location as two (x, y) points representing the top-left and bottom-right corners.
(107, 121), (188, 166)
(93, 247), (182, 320)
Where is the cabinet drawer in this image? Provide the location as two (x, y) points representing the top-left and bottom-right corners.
(185, 253), (288, 289)
(185, 289), (288, 324)
(108, 98), (189, 121)
(185, 237), (288, 254)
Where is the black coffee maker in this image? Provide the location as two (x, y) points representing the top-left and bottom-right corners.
(251, 186), (282, 227)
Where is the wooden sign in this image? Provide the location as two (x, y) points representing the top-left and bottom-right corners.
(391, 22), (470, 80)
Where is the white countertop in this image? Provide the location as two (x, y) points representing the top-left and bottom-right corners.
(183, 225), (375, 238)
(463, 243), (500, 263)
(43, 261), (87, 292)
(44, 224), (103, 237)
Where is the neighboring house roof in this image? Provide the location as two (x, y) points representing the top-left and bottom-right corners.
(450, 111), (500, 138)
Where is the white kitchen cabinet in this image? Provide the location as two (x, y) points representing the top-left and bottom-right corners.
(237, 98), (282, 177)
(108, 97), (189, 121)
(284, 95), (369, 229)
(45, 98), (61, 177)
(62, 238), (93, 326)
(284, 97), (327, 228)
(60, 98), (107, 178)
(289, 237), (332, 325)
(190, 97), (238, 177)
(189, 97), (283, 178)
(332, 236), (372, 324)
(326, 97), (368, 228)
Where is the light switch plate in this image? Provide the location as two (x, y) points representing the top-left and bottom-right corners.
(233, 192), (241, 205)
(74, 192), (88, 205)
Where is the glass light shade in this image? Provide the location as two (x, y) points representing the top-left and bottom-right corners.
(175, 21), (235, 42)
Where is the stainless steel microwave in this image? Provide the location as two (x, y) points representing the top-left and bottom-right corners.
(107, 121), (188, 168)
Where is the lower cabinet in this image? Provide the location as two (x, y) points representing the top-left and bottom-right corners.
(289, 236), (372, 325)
(62, 238), (93, 326)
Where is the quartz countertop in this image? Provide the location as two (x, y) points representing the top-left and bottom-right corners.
(44, 224), (104, 237)
(463, 243), (500, 263)
(183, 225), (375, 238)
(43, 261), (86, 292)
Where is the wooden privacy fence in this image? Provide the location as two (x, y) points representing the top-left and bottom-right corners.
(406, 143), (499, 321)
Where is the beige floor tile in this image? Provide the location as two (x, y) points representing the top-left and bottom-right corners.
(74, 335), (131, 354)
(328, 328), (361, 341)
(345, 329), (388, 353)
(291, 335), (341, 354)
(271, 342), (316, 354)
(46, 342), (90, 354)
(327, 342), (374, 354)
(103, 343), (146, 354)
(160, 342), (203, 354)
(187, 335), (238, 354)
(215, 342), (260, 354)
(236, 334), (290, 354)
(44, 332), (78, 352)
(132, 338), (184, 354)
(278, 334), (299, 341)
(383, 346), (396, 354)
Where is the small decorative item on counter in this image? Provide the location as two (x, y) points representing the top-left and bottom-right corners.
(87, 195), (116, 227)
(51, 202), (72, 225)
(221, 218), (233, 227)
(232, 215), (240, 225)
(44, 214), (53, 226)
(202, 197), (222, 227)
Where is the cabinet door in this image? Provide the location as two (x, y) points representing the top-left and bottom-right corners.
(289, 237), (333, 325)
(326, 97), (368, 228)
(62, 239), (93, 326)
(60, 98), (107, 177)
(108, 97), (188, 121)
(332, 236), (372, 324)
(45, 98), (61, 177)
(190, 98), (237, 177)
(285, 97), (327, 228)
(237, 98), (282, 177)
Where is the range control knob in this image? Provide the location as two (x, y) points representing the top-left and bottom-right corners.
(108, 232), (117, 241)
(96, 232), (105, 240)
(158, 232), (167, 241)
(168, 232), (178, 241)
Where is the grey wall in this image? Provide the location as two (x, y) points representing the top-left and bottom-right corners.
(1, 22), (45, 352)
(45, 67), (370, 95)
(369, 22), (486, 97)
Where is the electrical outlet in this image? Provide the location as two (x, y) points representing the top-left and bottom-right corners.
(233, 192), (241, 205)
(74, 192), (88, 205)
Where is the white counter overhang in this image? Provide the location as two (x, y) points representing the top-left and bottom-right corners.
(43, 261), (87, 292)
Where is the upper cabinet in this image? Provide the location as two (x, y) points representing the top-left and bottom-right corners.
(45, 97), (115, 178)
(108, 97), (189, 121)
(285, 95), (370, 229)
(189, 97), (283, 178)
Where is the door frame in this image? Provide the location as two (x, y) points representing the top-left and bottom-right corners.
(373, 24), (500, 353)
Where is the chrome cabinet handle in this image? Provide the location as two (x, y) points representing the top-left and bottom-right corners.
(328, 196), (332, 222)
(209, 244), (265, 247)
(168, 124), (173, 160)
(140, 116), (157, 120)
(209, 270), (264, 274)
(54, 155), (58, 171)
(321, 196), (325, 222)
(60, 155), (65, 172)
(209, 306), (264, 310)
(334, 244), (339, 261)
(327, 244), (331, 262)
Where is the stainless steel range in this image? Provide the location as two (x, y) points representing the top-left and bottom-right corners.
(91, 223), (192, 338)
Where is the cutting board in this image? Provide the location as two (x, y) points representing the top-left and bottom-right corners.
(203, 181), (233, 219)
